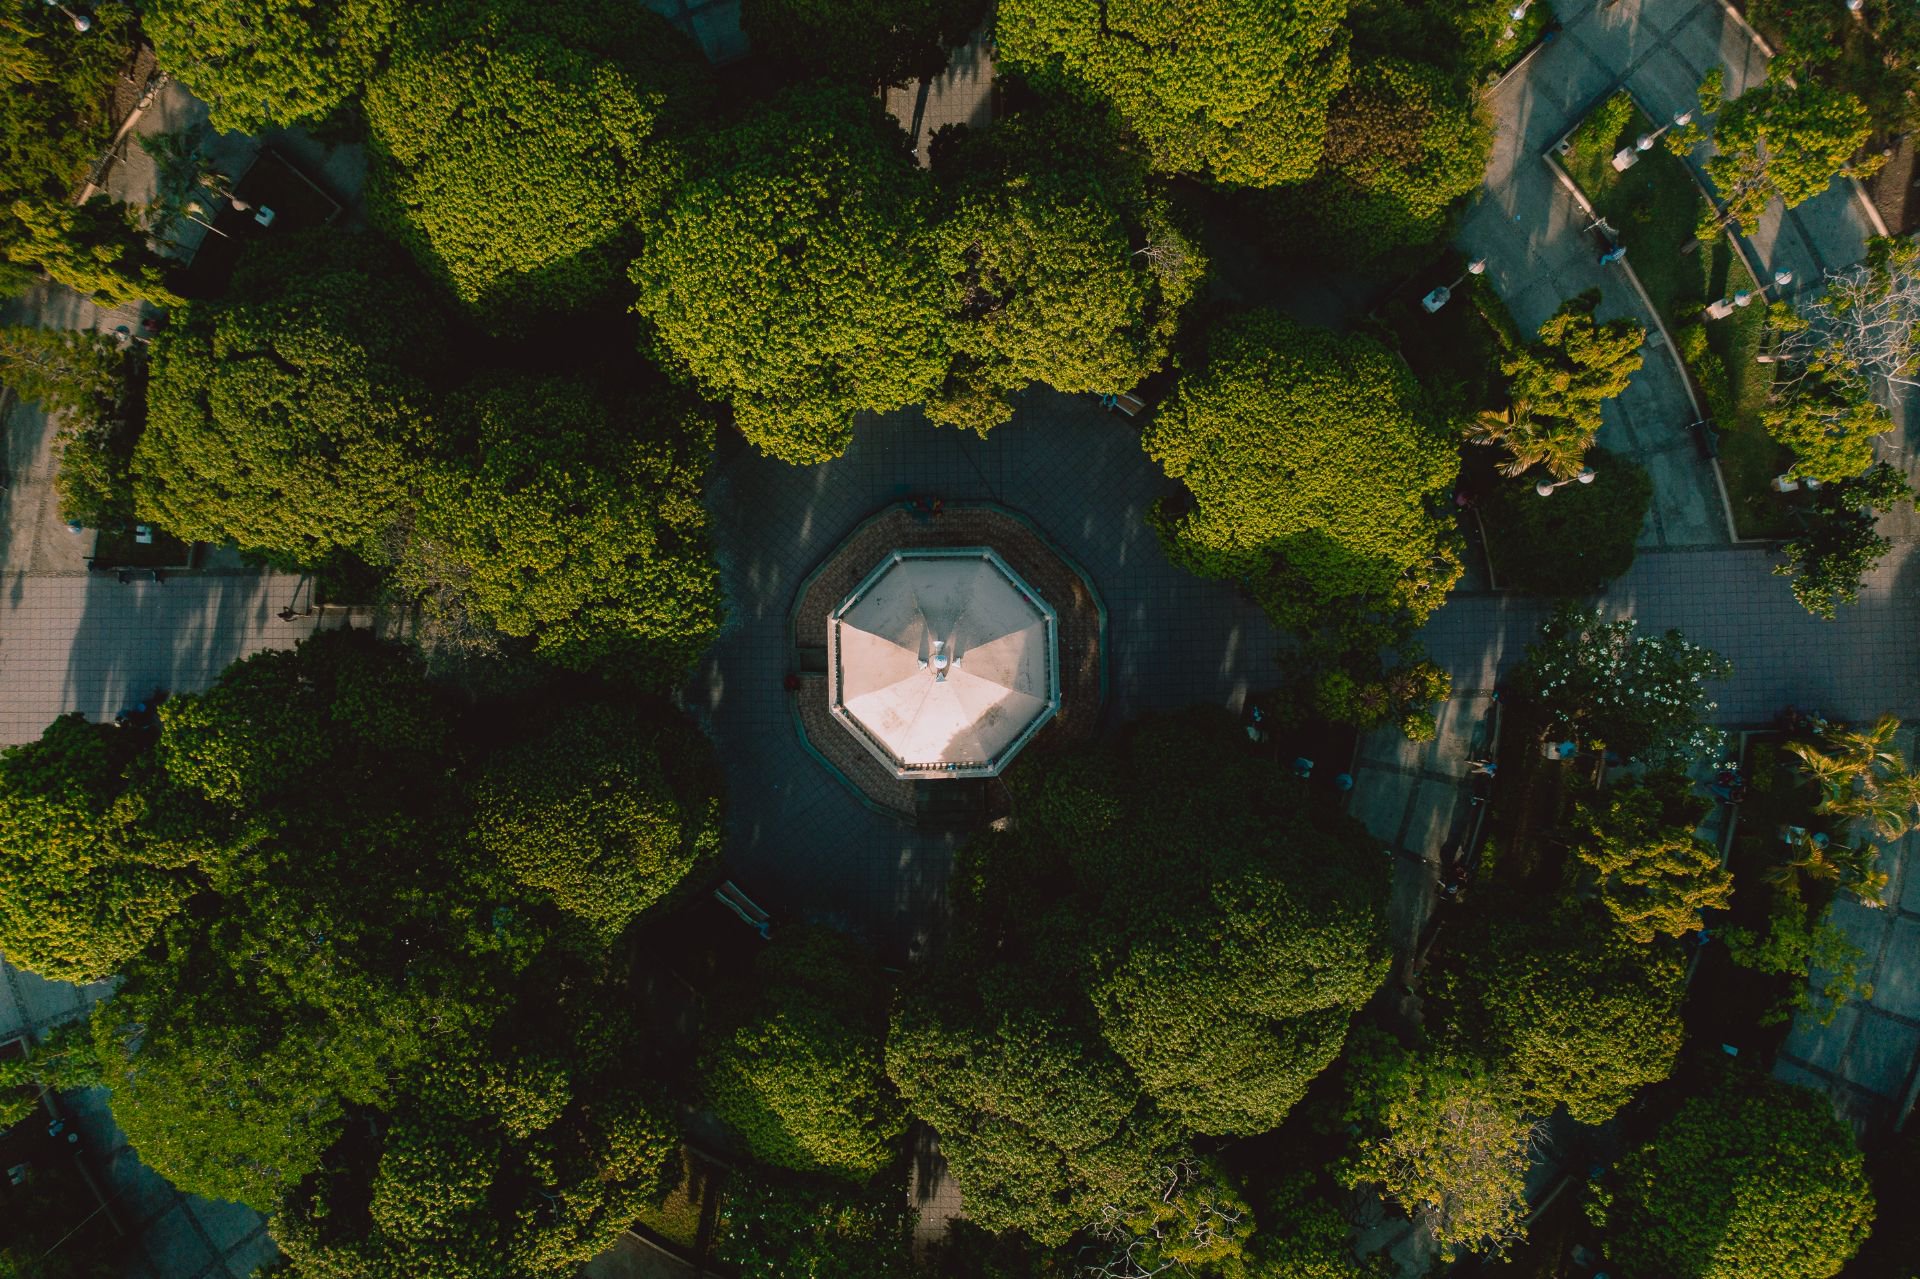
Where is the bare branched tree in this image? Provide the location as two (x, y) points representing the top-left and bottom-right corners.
(1079, 1158), (1249, 1279)
(1769, 237), (1920, 397)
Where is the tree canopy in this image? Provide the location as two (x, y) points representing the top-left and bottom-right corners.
(889, 712), (1389, 1239)
(1430, 903), (1686, 1124)
(1572, 776), (1733, 943)
(632, 84), (947, 464)
(1704, 82), (1880, 236)
(396, 376), (724, 675)
(471, 701), (721, 944)
(1512, 606), (1731, 767)
(996, 0), (1352, 187)
(1486, 292), (1644, 479)
(1776, 463), (1915, 619)
(135, 234), (442, 567)
(740, 0), (988, 87)
(1592, 1070), (1874, 1279)
(141, 0), (397, 131)
(1273, 58), (1492, 260)
(1340, 1031), (1534, 1260)
(365, 1), (711, 329)
(0, 634), (717, 1275)
(698, 927), (905, 1183)
(927, 104), (1204, 432)
(1144, 310), (1462, 646)
(0, 714), (204, 983)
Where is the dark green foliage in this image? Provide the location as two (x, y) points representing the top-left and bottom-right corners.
(698, 927), (904, 1182)
(0, 715), (205, 984)
(1751, 0), (1920, 134)
(472, 703), (722, 944)
(0, 633), (714, 1274)
(996, 0), (1351, 187)
(928, 103), (1204, 432)
(889, 712), (1389, 1240)
(141, 0), (397, 131)
(365, 0), (712, 330)
(397, 376), (724, 675)
(740, 0), (988, 87)
(134, 234), (443, 568)
(1778, 463), (1916, 620)
(1591, 1070), (1874, 1279)
(271, 1035), (680, 1277)
(0, 6), (176, 306)
(1429, 902), (1685, 1124)
(711, 1174), (915, 1279)
(1144, 309), (1463, 651)
(1247, 1174), (1385, 1278)
(0, 325), (136, 526)
(1264, 58), (1492, 261)
(1479, 448), (1652, 594)
(632, 84), (946, 463)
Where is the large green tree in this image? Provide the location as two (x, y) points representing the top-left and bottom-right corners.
(1429, 903), (1686, 1125)
(1476, 291), (1645, 481)
(698, 927), (904, 1183)
(0, 715), (205, 983)
(141, 0), (397, 131)
(134, 234), (442, 566)
(364, 0), (711, 329)
(1776, 463), (1915, 619)
(1573, 776), (1733, 943)
(0, 633), (716, 1274)
(740, 0), (987, 87)
(396, 376), (723, 674)
(1144, 310), (1462, 647)
(1591, 1070), (1874, 1279)
(1703, 82), (1881, 237)
(472, 702), (721, 945)
(632, 84), (947, 464)
(0, 324), (137, 527)
(995, 0), (1351, 187)
(889, 712), (1389, 1238)
(1269, 58), (1492, 261)
(1340, 1031), (1535, 1260)
(927, 104), (1204, 432)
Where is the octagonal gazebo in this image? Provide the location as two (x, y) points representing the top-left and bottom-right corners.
(827, 548), (1060, 779)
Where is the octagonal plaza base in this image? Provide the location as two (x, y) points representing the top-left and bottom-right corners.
(789, 502), (1105, 825)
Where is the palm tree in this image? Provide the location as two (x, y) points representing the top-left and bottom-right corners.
(1829, 714), (1902, 775)
(1467, 405), (1590, 480)
(1787, 739), (1867, 800)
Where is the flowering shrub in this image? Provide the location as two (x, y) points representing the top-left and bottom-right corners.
(1513, 606), (1731, 766)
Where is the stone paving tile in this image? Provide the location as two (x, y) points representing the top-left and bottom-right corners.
(1783, 1002), (1860, 1076)
(1871, 915), (1920, 1022)
(1841, 1012), (1920, 1099)
(137, 1204), (214, 1278)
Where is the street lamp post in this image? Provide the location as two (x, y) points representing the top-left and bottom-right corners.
(1613, 109), (1694, 171)
(1421, 258), (1488, 313)
(1535, 467), (1597, 497)
(42, 0), (90, 31)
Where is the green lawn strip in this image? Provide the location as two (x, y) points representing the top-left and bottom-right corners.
(631, 1170), (704, 1250)
(1561, 94), (1788, 537)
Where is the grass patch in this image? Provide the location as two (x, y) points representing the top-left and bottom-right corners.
(1560, 92), (1790, 538)
(631, 1157), (706, 1250)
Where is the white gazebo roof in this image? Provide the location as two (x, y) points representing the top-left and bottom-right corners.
(827, 548), (1060, 779)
